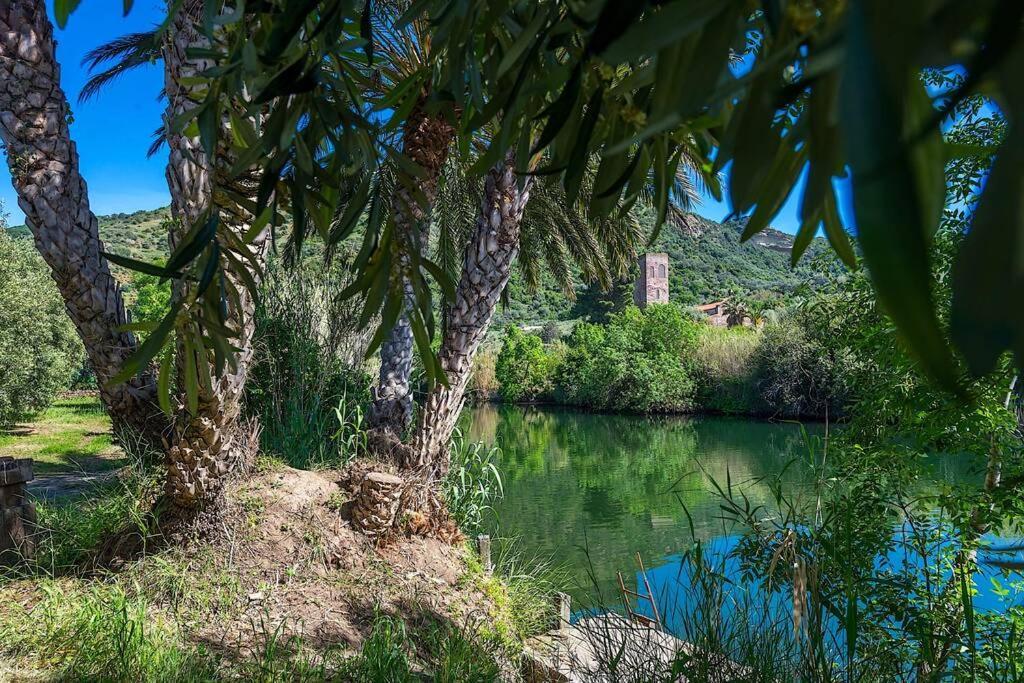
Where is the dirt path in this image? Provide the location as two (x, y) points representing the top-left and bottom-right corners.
(27, 468), (122, 500)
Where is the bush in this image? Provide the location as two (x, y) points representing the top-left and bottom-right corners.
(751, 314), (849, 419)
(495, 327), (560, 403)
(556, 304), (700, 413)
(246, 259), (372, 469)
(0, 229), (83, 425)
(539, 320), (561, 343)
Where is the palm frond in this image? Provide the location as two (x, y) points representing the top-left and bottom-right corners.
(79, 30), (161, 103)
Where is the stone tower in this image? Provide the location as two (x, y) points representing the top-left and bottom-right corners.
(634, 253), (669, 308)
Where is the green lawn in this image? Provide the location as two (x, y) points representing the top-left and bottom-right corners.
(0, 396), (122, 476)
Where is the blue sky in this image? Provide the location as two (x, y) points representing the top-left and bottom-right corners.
(1, 1), (170, 227)
(1, 2), (814, 235)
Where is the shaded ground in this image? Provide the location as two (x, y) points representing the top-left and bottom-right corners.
(0, 396), (125, 499)
(0, 464), (536, 679)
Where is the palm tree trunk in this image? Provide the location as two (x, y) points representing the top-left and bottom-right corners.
(368, 99), (454, 435)
(161, 2), (268, 509)
(0, 0), (163, 442)
(408, 152), (532, 477)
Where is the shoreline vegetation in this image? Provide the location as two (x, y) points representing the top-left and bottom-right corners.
(482, 301), (850, 422)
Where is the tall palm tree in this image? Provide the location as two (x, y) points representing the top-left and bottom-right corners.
(0, 0), (164, 444)
(159, 0), (270, 510)
(364, 3), (458, 435)
(80, 4), (269, 510)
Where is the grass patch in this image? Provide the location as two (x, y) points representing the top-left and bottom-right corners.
(0, 396), (122, 475)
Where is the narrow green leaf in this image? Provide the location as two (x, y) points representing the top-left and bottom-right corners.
(951, 131), (1024, 376)
(600, 0), (723, 65)
(108, 303), (179, 386)
(841, 0), (960, 392)
(157, 349), (173, 415)
(102, 251), (180, 279)
(54, 0), (83, 28)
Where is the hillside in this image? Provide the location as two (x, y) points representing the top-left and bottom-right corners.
(8, 206), (170, 285)
(496, 208), (831, 325)
(10, 205), (830, 324)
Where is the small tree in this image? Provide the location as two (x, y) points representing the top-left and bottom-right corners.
(0, 227), (83, 425)
(495, 327), (559, 403)
(540, 321), (561, 344)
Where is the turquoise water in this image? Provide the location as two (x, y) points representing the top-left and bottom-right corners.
(464, 404), (1019, 631)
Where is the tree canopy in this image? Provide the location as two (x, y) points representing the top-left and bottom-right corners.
(62, 0), (1022, 406)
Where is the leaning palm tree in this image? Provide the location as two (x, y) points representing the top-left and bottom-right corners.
(81, 6), (270, 512)
(158, 1), (271, 512)
(0, 0), (164, 444)
(401, 144), (700, 481)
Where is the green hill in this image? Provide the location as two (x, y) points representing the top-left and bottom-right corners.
(10, 205), (830, 324)
(496, 208), (831, 326)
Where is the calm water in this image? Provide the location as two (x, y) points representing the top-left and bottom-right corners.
(464, 404), (1014, 631)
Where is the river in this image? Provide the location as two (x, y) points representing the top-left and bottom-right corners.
(464, 404), (1020, 637)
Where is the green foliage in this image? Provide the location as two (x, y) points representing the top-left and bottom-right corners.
(129, 272), (173, 365)
(0, 578), (221, 682)
(555, 304), (699, 413)
(246, 259), (372, 469)
(692, 327), (761, 414)
(749, 313), (852, 419)
(804, 226), (1018, 454)
(339, 611), (502, 682)
(494, 327), (560, 403)
(443, 429), (503, 533)
(0, 228), (83, 425)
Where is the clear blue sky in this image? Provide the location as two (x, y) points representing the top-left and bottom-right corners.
(1, 2), (814, 236)
(0, 1), (170, 227)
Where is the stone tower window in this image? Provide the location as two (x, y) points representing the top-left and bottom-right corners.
(658, 263), (666, 277)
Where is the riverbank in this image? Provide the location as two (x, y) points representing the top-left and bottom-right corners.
(486, 305), (850, 421)
(0, 401), (555, 680)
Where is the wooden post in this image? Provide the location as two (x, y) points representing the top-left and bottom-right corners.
(0, 457), (36, 566)
(555, 591), (571, 635)
(476, 534), (492, 575)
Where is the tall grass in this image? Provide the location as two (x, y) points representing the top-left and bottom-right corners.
(443, 428), (503, 533)
(338, 610), (503, 682)
(247, 259), (372, 469)
(693, 326), (760, 414)
(0, 581), (220, 682)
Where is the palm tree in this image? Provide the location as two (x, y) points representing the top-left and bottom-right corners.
(158, 1), (270, 511)
(401, 145), (700, 481)
(363, 2), (458, 435)
(80, 5), (270, 510)
(0, 0), (164, 444)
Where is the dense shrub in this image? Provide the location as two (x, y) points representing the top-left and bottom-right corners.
(490, 302), (855, 417)
(0, 229), (83, 425)
(750, 314), (850, 418)
(246, 259), (372, 468)
(494, 327), (560, 402)
(554, 304), (700, 413)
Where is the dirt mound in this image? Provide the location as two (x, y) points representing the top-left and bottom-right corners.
(185, 464), (496, 656)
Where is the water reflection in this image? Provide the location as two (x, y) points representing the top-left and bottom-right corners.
(464, 404), (995, 621)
